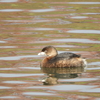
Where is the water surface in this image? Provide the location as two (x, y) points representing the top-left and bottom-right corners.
(0, 0), (18, 2)
(0, 73), (44, 77)
(0, 46), (16, 48)
(87, 67), (100, 70)
(53, 38), (100, 43)
(3, 81), (27, 84)
(30, 9), (56, 12)
(67, 30), (100, 34)
(0, 0), (100, 100)
(0, 9), (23, 12)
(3, 19), (56, 23)
(50, 85), (96, 91)
(25, 85), (96, 92)
(33, 28), (57, 31)
(0, 86), (11, 89)
(23, 92), (56, 96)
(81, 88), (100, 93)
(0, 41), (6, 43)
(71, 16), (88, 19)
(82, 13), (100, 15)
(19, 67), (40, 70)
(0, 96), (19, 99)
(59, 78), (98, 82)
(55, 45), (77, 48)
(0, 55), (40, 60)
(88, 62), (100, 66)
(68, 2), (100, 4)
(0, 68), (15, 70)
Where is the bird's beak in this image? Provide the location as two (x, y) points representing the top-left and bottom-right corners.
(38, 52), (46, 56)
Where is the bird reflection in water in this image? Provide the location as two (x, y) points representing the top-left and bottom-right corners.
(40, 67), (85, 85)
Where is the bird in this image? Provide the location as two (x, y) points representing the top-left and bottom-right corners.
(38, 46), (87, 68)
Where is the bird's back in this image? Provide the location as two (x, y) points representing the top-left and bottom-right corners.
(50, 52), (81, 62)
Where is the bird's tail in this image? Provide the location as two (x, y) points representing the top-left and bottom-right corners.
(82, 58), (87, 69)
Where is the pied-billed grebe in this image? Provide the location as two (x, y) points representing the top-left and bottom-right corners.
(38, 46), (87, 68)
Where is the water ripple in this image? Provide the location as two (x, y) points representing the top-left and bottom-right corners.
(29, 9), (56, 12)
(0, 0), (18, 2)
(0, 9), (23, 12)
(0, 55), (40, 60)
(0, 73), (44, 77)
(53, 38), (100, 44)
(67, 30), (100, 34)
(22, 92), (56, 96)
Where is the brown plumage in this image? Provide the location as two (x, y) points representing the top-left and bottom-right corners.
(38, 46), (87, 68)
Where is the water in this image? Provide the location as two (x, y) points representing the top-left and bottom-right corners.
(19, 27), (58, 31)
(55, 45), (76, 48)
(0, 0), (100, 100)
(68, 2), (100, 4)
(23, 92), (56, 96)
(53, 38), (100, 43)
(0, 46), (16, 48)
(33, 28), (57, 31)
(0, 67), (40, 70)
(71, 16), (88, 19)
(49, 2), (100, 4)
(0, 68), (15, 70)
(0, 9), (23, 12)
(3, 19), (56, 23)
(26, 86), (47, 89)
(82, 13), (100, 15)
(25, 85), (96, 91)
(81, 88), (100, 93)
(36, 38), (100, 44)
(0, 0), (18, 2)
(0, 96), (19, 99)
(3, 81), (27, 84)
(87, 67), (100, 70)
(88, 62), (100, 66)
(59, 78), (98, 82)
(0, 55), (40, 60)
(77, 96), (90, 99)
(0, 86), (11, 89)
(0, 73), (44, 77)
(29, 9), (56, 12)
(67, 30), (100, 34)
(50, 85), (96, 91)
(0, 41), (6, 43)
(19, 67), (40, 70)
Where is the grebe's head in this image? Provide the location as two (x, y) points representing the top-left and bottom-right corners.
(38, 46), (58, 57)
